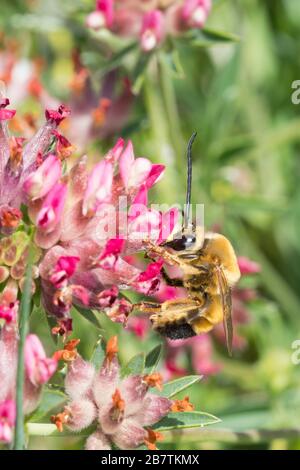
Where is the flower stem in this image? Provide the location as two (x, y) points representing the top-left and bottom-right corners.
(13, 247), (33, 450)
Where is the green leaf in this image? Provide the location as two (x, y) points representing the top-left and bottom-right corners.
(74, 306), (102, 330)
(144, 344), (162, 374)
(100, 41), (137, 76)
(183, 27), (240, 48)
(153, 411), (221, 431)
(90, 337), (105, 369)
(121, 353), (145, 377)
(28, 387), (67, 423)
(160, 49), (185, 79)
(131, 52), (153, 95)
(160, 376), (203, 398)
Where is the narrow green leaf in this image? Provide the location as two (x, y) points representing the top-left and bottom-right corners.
(144, 344), (162, 374)
(160, 375), (203, 398)
(74, 306), (102, 329)
(99, 42), (137, 75)
(121, 353), (145, 377)
(28, 387), (67, 423)
(131, 52), (153, 95)
(182, 27), (240, 48)
(90, 337), (105, 369)
(153, 411), (221, 431)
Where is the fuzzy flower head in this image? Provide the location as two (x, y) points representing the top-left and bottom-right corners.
(52, 336), (173, 450)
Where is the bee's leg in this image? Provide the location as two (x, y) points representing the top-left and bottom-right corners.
(133, 301), (163, 314)
(161, 268), (184, 287)
(143, 240), (182, 266)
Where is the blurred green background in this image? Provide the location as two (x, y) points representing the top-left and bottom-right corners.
(1, 0), (300, 450)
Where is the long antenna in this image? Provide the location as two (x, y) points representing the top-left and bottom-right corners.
(184, 132), (197, 229)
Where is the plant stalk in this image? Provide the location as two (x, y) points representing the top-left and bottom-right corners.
(13, 247), (33, 450)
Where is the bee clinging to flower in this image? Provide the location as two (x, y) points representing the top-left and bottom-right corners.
(134, 133), (241, 355)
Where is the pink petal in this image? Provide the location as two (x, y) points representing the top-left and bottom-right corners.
(145, 164), (165, 189)
(132, 260), (163, 295)
(131, 184), (148, 207)
(82, 160), (113, 216)
(106, 138), (125, 163)
(128, 210), (161, 242)
(37, 182), (67, 232)
(0, 399), (15, 443)
(23, 154), (61, 200)
(98, 238), (125, 270)
(85, 430), (111, 450)
(0, 109), (16, 121)
(140, 10), (165, 52)
(65, 356), (95, 400)
(129, 158), (152, 189)
(96, 0), (114, 27)
(119, 140), (134, 188)
(45, 104), (70, 126)
(112, 418), (146, 450)
(141, 394), (172, 426)
(181, 0), (211, 28)
(0, 301), (19, 324)
(158, 207), (179, 244)
(97, 286), (119, 308)
(92, 357), (120, 410)
(23, 379), (42, 415)
(238, 256), (261, 275)
(120, 375), (147, 414)
(67, 399), (97, 431)
(25, 334), (57, 386)
(50, 256), (80, 288)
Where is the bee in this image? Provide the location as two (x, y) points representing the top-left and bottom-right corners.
(134, 133), (240, 355)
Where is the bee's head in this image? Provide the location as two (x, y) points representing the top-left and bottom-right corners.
(162, 225), (204, 254)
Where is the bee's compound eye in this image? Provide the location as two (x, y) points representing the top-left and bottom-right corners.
(163, 233), (196, 251)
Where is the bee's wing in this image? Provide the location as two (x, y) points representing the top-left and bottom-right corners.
(217, 267), (233, 356)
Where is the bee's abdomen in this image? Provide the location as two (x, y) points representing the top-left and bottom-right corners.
(157, 322), (196, 340)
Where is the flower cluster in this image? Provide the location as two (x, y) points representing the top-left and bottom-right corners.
(0, 96), (177, 335)
(51, 336), (191, 450)
(0, 323), (57, 443)
(86, 0), (212, 51)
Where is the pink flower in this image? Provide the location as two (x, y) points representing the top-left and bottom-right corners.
(50, 256), (80, 288)
(164, 335), (221, 380)
(52, 337), (171, 450)
(86, 0), (114, 30)
(0, 301), (19, 324)
(45, 104), (70, 126)
(23, 154), (62, 200)
(181, 0), (211, 28)
(0, 399), (16, 443)
(37, 182), (67, 231)
(140, 10), (165, 52)
(119, 140), (152, 191)
(82, 160), (113, 216)
(25, 334), (57, 386)
(0, 98), (16, 121)
(145, 164), (165, 189)
(238, 256), (261, 275)
(133, 259), (164, 295)
(98, 238), (125, 269)
(127, 316), (149, 339)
